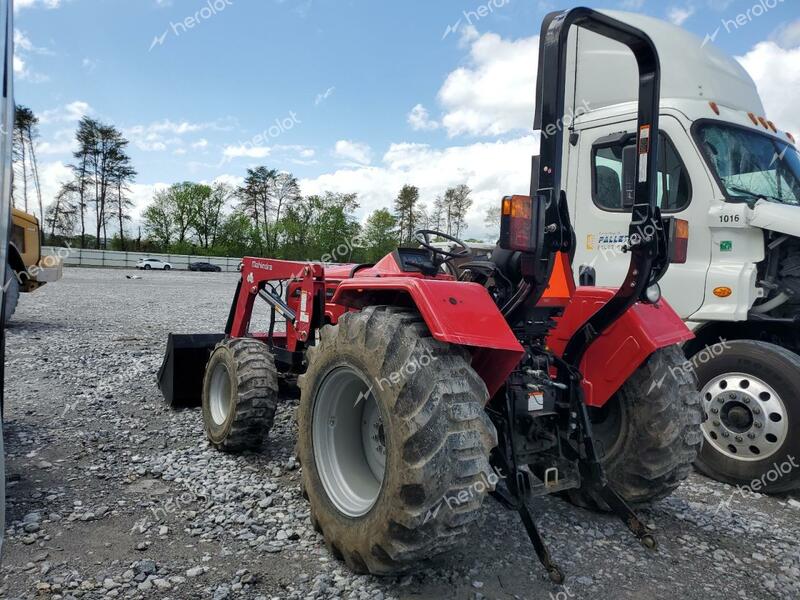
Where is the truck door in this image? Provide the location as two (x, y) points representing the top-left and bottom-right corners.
(570, 115), (712, 318)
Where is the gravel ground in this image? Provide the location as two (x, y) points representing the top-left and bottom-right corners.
(1, 267), (799, 600)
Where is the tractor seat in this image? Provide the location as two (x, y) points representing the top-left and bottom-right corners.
(458, 260), (497, 276)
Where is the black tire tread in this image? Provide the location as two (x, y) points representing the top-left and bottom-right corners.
(570, 346), (703, 509)
(204, 337), (278, 453)
(298, 306), (497, 575)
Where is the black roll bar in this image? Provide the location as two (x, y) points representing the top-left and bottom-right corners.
(532, 8), (664, 368)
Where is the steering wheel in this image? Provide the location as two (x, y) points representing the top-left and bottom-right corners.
(414, 229), (471, 260)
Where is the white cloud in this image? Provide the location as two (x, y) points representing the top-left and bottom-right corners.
(667, 6), (695, 26)
(40, 101), (93, 124)
(13, 29), (50, 82)
(315, 86), (336, 105)
(771, 19), (800, 49)
(333, 140), (372, 165)
(14, 0), (61, 11)
(620, 0), (645, 8)
(738, 42), (800, 135)
(407, 104), (440, 131)
(438, 30), (538, 137)
(37, 129), (76, 155)
(192, 139), (209, 150)
(222, 145), (271, 160)
(125, 119), (229, 153)
(302, 135), (537, 240)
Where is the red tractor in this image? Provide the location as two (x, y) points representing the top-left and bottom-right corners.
(159, 8), (702, 582)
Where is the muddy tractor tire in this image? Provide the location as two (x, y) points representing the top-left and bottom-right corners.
(694, 340), (800, 494)
(297, 306), (497, 575)
(569, 346), (703, 509)
(201, 338), (279, 453)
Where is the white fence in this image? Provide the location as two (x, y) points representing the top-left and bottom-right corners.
(41, 247), (242, 272)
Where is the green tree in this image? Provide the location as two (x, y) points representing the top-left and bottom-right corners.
(393, 184), (419, 245)
(143, 189), (175, 248)
(12, 106), (43, 222)
(362, 209), (398, 262)
(46, 182), (78, 240)
(69, 117), (135, 248)
(215, 211), (257, 257)
(238, 166), (278, 254)
(170, 182), (204, 245)
(110, 161), (137, 250)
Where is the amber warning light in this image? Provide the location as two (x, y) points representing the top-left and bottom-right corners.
(500, 195), (533, 252)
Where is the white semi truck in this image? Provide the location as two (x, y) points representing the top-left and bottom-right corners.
(559, 12), (799, 492)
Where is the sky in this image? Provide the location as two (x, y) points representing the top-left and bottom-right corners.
(12, 0), (800, 240)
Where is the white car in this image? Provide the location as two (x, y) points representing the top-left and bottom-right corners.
(137, 258), (172, 271)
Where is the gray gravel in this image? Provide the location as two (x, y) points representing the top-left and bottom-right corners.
(1, 267), (799, 600)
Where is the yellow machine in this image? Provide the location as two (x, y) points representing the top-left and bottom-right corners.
(5, 207), (62, 322)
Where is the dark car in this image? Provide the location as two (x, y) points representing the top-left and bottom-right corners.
(189, 262), (222, 273)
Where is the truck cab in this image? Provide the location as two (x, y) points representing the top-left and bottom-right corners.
(561, 11), (800, 492)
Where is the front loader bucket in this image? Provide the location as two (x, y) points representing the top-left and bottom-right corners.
(157, 333), (226, 409)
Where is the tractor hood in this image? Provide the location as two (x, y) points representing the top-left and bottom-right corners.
(748, 201), (800, 238)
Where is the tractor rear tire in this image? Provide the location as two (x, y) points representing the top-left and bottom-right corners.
(568, 346), (703, 509)
(202, 338), (278, 453)
(3, 265), (19, 325)
(297, 306), (497, 575)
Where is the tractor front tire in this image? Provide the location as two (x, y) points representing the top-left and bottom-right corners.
(569, 346), (703, 509)
(298, 306), (497, 575)
(202, 338), (278, 453)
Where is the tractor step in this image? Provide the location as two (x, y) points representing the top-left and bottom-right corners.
(157, 333), (225, 409)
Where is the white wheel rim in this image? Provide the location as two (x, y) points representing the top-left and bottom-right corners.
(701, 372), (789, 461)
(312, 366), (386, 518)
(209, 363), (232, 426)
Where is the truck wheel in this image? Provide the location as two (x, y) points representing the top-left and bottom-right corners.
(297, 306), (497, 575)
(4, 265), (19, 325)
(569, 346), (703, 509)
(694, 340), (800, 493)
(201, 338), (278, 453)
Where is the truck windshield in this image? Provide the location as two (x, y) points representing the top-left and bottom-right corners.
(695, 123), (800, 206)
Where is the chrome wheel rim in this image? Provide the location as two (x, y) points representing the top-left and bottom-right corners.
(312, 366), (386, 518)
(209, 363), (232, 426)
(701, 372), (788, 461)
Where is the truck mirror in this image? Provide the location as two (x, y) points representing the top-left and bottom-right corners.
(621, 145), (637, 210)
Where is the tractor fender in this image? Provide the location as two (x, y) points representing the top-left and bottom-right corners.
(547, 287), (694, 407)
(331, 277), (524, 398)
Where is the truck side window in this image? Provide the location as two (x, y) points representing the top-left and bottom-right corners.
(592, 134), (692, 213)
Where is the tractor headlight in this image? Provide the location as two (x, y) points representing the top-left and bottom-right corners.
(645, 283), (662, 304)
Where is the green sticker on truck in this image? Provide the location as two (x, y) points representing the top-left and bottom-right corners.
(720, 241), (733, 252)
